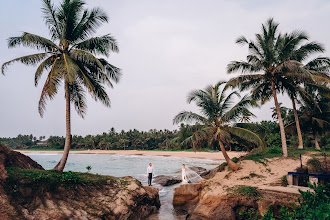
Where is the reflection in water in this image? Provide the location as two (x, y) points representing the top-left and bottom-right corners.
(25, 153), (220, 219)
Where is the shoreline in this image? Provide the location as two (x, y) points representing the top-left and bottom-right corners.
(17, 150), (246, 161)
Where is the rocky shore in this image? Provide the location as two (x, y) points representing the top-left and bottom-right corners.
(0, 144), (160, 220)
(172, 157), (312, 219)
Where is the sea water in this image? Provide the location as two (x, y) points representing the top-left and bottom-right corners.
(25, 153), (221, 220)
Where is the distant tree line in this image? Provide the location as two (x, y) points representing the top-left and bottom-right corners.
(1, 120), (329, 151)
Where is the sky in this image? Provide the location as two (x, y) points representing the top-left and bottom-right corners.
(0, 0), (329, 138)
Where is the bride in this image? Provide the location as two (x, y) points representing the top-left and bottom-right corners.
(181, 164), (188, 184)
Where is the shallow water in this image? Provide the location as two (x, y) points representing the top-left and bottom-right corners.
(25, 153), (221, 220)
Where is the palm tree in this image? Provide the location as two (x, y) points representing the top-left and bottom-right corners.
(287, 92), (330, 150)
(2, 0), (121, 171)
(173, 81), (263, 171)
(277, 33), (330, 149)
(226, 18), (321, 156)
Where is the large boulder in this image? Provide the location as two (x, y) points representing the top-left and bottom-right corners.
(153, 175), (182, 186)
(173, 183), (204, 206)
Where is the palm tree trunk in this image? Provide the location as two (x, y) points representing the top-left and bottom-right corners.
(291, 96), (303, 149)
(271, 80), (288, 157)
(314, 134), (321, 150)
(219, 140), (239, 171)
(54, 80), (71, 171)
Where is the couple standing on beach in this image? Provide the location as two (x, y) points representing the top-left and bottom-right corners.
(147, 163), (189, 186)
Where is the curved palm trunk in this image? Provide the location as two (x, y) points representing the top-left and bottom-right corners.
(291, 96), (303, 149)
(271, 81), (288, 157)
(314, 134), (321, 150)
(219, 140), (239, 171)
(54, 80), (71, 171)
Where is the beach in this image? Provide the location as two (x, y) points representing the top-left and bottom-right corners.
(17, 150), (246, 161)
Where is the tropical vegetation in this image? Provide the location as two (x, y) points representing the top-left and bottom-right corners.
(1, 0), (121, 171)
(227, 18), (330, 157)
(173, 81), (263, 170)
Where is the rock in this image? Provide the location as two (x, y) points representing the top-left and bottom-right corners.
(189, 166), (207, 175)
(173, 183), (204, 206)
(0, 144), (44, 172)
(153, 175), (182, 186)
(0, 144), (160, 219)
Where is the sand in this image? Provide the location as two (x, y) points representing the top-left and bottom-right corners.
(17, 150), (246, 161)
(203, 154), (313, 196)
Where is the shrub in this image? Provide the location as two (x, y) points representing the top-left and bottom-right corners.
(232, 157), (239, 163)
(263, 184), (330, 220)
(267, 146), (282, 154)
(227, 185), (260, 199)
(281, 175), (288, 187)
(60, 171), (81, 183)
(307, 158), (323, 173)
(218, 162), (228, 172)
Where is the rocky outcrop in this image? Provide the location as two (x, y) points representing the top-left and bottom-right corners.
(173, 183), (204, 206)
(0, 144), (160, 220)
(189, 166), (207, 175)
(153, 175), (181, 186)
(187, 189), (299, 220)
(0, 144), (43, 180)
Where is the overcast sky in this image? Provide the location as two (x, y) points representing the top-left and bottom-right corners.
(0, 0), (329, 138)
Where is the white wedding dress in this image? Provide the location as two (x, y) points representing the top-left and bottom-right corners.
(182, 168), (188, 184)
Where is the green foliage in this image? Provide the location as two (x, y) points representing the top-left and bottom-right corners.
(5, 167), (116, 187)
(306, 158), (323, 173)
(265, 134), (282, 149)
(240, 173), (264, 180)
(281, 175), (288, 187)
(228, 185), (260, 199)
(86, 165), (92, 172)
(267, 146), (282, 154)
(218, 162), (228, 172)
(232, 157), (239, 163)
(263, 184), (330, 220)
(238, 207), (259, 220)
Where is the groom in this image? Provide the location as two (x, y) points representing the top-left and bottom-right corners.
(147, 163), (154, 186)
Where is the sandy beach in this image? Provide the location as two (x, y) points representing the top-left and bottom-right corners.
(17, 150), (246, 161)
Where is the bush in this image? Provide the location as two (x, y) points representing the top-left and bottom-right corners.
(263, 184), (330, 220)
(267, 146), (282, 154)
(232, 157), (239, 163)
(281, 175), (288, 187)
(227, 185), (260, 199)
(307, 158), (323, 173)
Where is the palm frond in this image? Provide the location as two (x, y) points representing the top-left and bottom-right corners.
(2, 53), (50, 75)
(226, 126), (264, 147)
(173, 111), (208, 125)
(7, 32), (58, 51)
(74, 35), (119, 56)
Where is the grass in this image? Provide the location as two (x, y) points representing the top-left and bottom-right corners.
(240, 173), (264, 180)
(243, 146), (326, 164)
(6, 167), (118, 187)
(227, 185), (260, 199)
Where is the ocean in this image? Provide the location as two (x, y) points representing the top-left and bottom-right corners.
(24, 152), (222, 220)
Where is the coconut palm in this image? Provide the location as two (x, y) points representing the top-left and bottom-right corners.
(287, 92), (330, 150)
(277, 32), (330, 149)
(2, 0), (121, 171)
(226, 18), (324, 156)
(173, 81), (263, 171)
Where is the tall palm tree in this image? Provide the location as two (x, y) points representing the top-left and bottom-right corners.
(277, 33), (330, 149)
(2, 0), (121, 171)
(173, 81), (263, 171)
(287, 92), (330, 150)
(226, 18), (321, 156)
